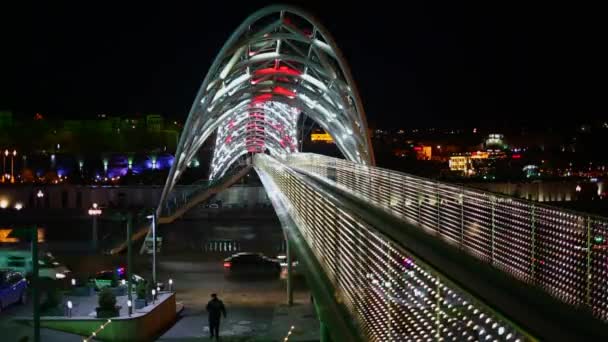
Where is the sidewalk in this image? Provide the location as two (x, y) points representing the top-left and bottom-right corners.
(159, 292), (319, 342)
(260, 300), (320, 341)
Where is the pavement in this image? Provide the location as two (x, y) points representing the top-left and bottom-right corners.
(157, 258), (319, 341)
(0, 257), (320, 341)
(1, 218), (321, 341)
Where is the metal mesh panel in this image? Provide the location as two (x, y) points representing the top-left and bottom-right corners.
(283, 153), (608, 322)
(257, 154), (531, 341)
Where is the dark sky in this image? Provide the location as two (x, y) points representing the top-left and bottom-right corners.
(0, 1), (606, 128)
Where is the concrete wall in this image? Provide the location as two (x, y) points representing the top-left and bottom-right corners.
(35, 292), (176, 341)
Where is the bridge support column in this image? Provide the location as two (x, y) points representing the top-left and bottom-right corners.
(286, 236), (294, 306)
(320, 320), (331, 342)
(313, 295), (332, 342)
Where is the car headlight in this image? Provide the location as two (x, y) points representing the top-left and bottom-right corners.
(55, 273), (66, 279)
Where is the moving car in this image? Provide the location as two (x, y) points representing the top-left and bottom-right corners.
(0, 270), (27, 312)
(223, 252), (281, 278)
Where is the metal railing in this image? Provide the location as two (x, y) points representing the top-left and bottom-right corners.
(161, 165), (251, 217)
(256, 154), (533, 341)
(284, 153), (608, 322)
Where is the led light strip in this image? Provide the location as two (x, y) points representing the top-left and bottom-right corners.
(284, 152), (608, 322)
(256, 154), (530, 341)
(82, 318), (112, 342)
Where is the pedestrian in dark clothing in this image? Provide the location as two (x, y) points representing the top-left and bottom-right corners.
(206, 293), (226, 339)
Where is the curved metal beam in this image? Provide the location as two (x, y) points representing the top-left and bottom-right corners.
(158, 5), (375, 213)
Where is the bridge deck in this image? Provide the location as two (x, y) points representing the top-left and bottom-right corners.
(297, 168), (608, 341)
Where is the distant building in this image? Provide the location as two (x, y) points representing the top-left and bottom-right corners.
(449, 151), (489, 176)
(146, 114), (164, 132)
(449, 155), (472, 174)
(485, 133), (506, 150)
(414, 145), (432, 160)
(310, 129), (334, 143)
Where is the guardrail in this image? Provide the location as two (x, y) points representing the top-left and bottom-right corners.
(256, 154), (534, 341)
(161, 164), (251, 218)
(284, 153), (608, 322)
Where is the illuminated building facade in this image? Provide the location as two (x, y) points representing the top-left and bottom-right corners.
(310, 130), (334, 143)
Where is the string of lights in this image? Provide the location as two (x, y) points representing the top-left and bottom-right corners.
(256, 154), (531, 341)
(284, 152), (608, 322)
(82, 318), (112, 342)
(283, 325), (295, 341)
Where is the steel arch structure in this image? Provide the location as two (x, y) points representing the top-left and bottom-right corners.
(159, 5), (374, 210)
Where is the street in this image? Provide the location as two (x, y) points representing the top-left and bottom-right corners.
(0, 218), (319, 341)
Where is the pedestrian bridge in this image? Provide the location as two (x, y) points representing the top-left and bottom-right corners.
(149, 5), (608, 341)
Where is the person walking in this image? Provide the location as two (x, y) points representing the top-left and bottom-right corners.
(206, 293), (227, 339)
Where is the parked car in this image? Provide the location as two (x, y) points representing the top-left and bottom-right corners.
(0, 249), (71, 282)
(0, 270), (27, 312)
(89, 267), (163, 290)
(223, 252), (281, 278)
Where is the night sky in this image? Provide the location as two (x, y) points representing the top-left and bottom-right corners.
(0, 2), (605, 128)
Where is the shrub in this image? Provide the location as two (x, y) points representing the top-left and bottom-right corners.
(98, 287), (117, 310)
(136, 280), (147, 300)
(110, 271), (119, 288)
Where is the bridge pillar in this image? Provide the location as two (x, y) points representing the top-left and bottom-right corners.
(320, 320), (331, 342)
(313, 295), (333, 342)
(286, 236), (294, 306)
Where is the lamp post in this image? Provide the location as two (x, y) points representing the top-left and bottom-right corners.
(88, 203), (102, 250)
(36, 189), (44, 208)
(2, 149), (7, 183)
(126, 213), (133, 310)
(146, 214), (157, 285)
(66, 300), (73, 317)
(30, 224), (40, 342)
(10, 149), (16, 183)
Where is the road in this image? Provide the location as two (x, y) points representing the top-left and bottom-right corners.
(157, 256), (314, 340)
(0, 217), (319, 341)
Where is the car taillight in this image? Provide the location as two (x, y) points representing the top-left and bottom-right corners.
(223, 262), (231, 268)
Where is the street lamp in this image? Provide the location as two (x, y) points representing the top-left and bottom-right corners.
(14, 202), (23, 210)
(66, 300), (73, 317)
(146, 214), (157, 285)
(0, 199), (8, 209)
(88, 203), (102, 250)
(10, 150), (16, 183)
(2, 149), (7, 183)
